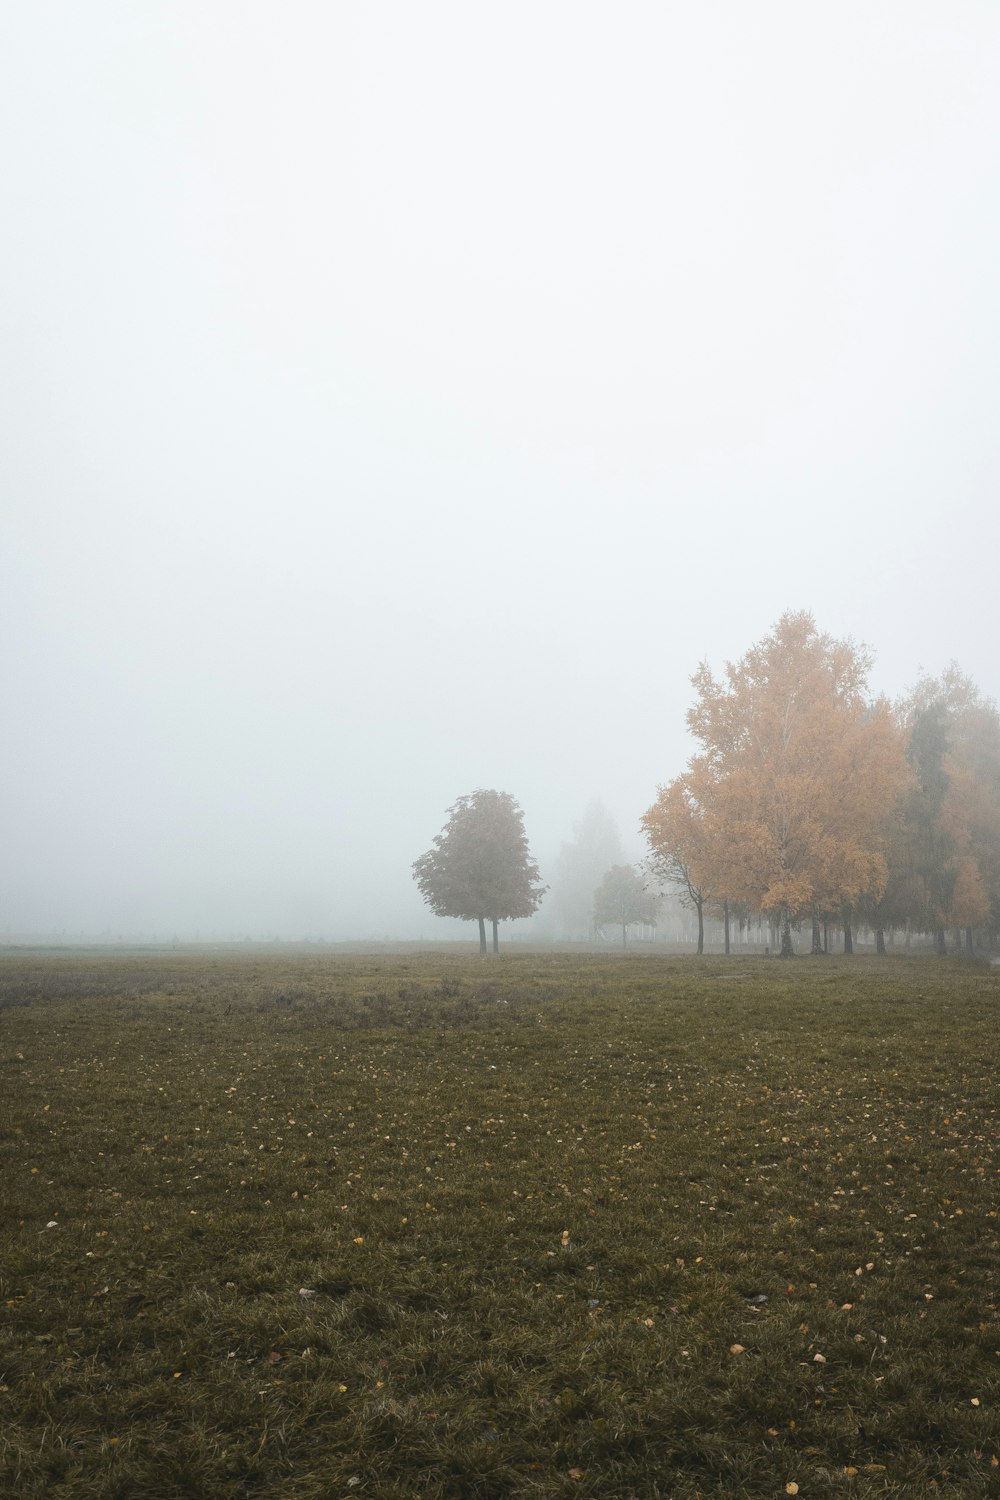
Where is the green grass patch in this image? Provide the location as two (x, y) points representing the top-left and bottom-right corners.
(1, 950), (998, 1497)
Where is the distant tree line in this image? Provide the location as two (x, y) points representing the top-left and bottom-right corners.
(412, 612), (1000, 956)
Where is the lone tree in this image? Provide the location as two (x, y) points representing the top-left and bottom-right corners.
(593, 864), (657, 949)
(413, 789), (546, 954)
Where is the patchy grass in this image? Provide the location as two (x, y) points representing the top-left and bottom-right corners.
(1, 950), (998, 1498)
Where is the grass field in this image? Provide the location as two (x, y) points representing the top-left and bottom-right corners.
(1, 949), (998, 1498)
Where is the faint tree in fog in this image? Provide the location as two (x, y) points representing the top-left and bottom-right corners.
(549, 801), (624, 939)
(593, 864), (657, 950)
(412, 789), (546, 954)
(887, 667), (1000, 953)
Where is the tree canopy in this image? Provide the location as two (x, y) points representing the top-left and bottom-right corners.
(412, 789), (546, 954)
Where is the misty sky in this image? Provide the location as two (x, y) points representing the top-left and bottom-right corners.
(2, 3), (998, 939)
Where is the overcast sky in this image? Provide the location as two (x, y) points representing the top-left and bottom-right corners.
(2, 2), (998, 940)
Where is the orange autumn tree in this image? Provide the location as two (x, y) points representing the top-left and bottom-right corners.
(641, 773), (738, 955)
(645, 612), (910, 956)
(644, 774), (722, 948)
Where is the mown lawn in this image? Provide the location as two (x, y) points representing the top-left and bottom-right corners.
(1, 950), (997, 1498)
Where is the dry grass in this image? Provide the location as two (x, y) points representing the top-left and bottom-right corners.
(1, 949), (998, 1496)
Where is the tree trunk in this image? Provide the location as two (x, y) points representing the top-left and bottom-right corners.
(478, 916), (487, 955)
(823, 917), (829, 954)
(723, 900), (730, 956)
(843, 912), (854, 955)
(811, 911), (823, 955)
(696, 898), (704, 955)
(936, 928), (947, 955)
(780, 911), (794, 958)
(875, 926), (886, 955)
(492, 918), (500, 955)
(965, 925), (974, 954)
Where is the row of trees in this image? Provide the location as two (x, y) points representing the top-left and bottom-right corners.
(643, 613), (1000, 956)
(412, 613), (1000, 955)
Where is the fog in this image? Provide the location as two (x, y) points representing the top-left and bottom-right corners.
(2, 3), (998, 941)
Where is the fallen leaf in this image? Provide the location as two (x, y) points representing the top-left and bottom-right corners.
(568, 1468), (584, 1480)
(813, 1352), (827, 1364)
(730, 1343), (746, 1355)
